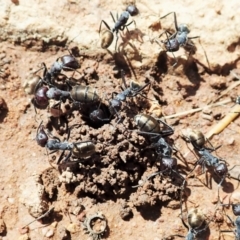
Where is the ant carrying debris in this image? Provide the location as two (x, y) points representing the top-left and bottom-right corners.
(36, 122), (95, 164)
(158, 12), (199, 66)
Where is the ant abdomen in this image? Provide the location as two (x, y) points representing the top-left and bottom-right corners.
(72, 141), (96, 158)
(187, 208), (205, 229)
(71, 85), (100, 104)
(134, 114), (160, 134)
(100, 29), (114, 49)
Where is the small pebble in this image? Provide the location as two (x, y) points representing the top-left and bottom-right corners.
(45, 228), (54, 237)
(66, 223), (79, 233)
(18, 234), (30, 240)
(18, 226), (29, 235)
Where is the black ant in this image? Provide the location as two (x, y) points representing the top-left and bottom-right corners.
(159, 12), (199, 66)
(36, 122), (95, 164)
(99, 9), (135, 50)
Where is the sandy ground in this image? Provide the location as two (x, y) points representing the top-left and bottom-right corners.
(0, 0), (240, 239)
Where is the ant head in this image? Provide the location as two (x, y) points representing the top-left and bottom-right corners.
(178, 23), (190, 34)
(126, 5), (139, 16)
(60, 55), (80, 71)
(130, 80), (141, 91)
(215, 163), (228, 177)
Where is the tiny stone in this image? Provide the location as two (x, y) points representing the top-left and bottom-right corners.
(66, 223), (79, 233)
(19, 226), (29, 235)
(226, 137), (235, 145)
(45, 228), (54, 237)
(7, 198), (14, 204)
(18, 234), (30, 240)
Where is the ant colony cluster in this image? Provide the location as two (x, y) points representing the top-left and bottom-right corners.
(22, 4), (240, 240)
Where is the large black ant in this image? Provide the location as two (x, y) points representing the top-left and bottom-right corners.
(159, 12), (199, 66)
(99, 8), (135, 50)
(108, 70), (151, 121)
(33, 81), (100, 108)
(36, 122), (95, 164)
(34, 49), (80, 87)
(183, 129), (240, 191)
(132, 114), (184, 187)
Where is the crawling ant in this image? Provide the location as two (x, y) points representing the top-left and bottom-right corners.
(167, 206), (211, 239)
(35, 49), (80, 86)
(132, 114), (184, 187)
(33, 82), (100, 109)
(183, 129), (240, 191)
(220, 203), (240, 239)
(174, 172), (214, 239)
(159, 12), (199, 66)
(99, 8), (135, 50)
(34, 82), (111, 125)
(133, 114), (174, 154)
(108, 70), (151, 121)
(36, 122), (95, 163)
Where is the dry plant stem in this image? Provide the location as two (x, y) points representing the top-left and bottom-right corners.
(164, 98), (232, 119)
(206, 104), (240, 139)
(22, 207), (54, 229)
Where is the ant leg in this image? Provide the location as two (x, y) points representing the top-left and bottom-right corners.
(180, 178), (190, 231)
(58, 150), (72, 164)
(110, 11), (116, 23)
(115, 32), (119, 51)
(160, 12), (178, 32)
(66, 123), (81, 141)
(120, 69), (128, 89)
(163, 31), (178, 67)
(132, 169), (169, 188)
(172, 169), (185, 182)
(160, 11), (174, 20)
(172, 12), (179, 32)
(99, 20), (111, 34)
(123, 20), (135, 32)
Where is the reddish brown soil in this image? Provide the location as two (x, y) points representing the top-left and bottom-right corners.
(0, 2), (240, 240)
